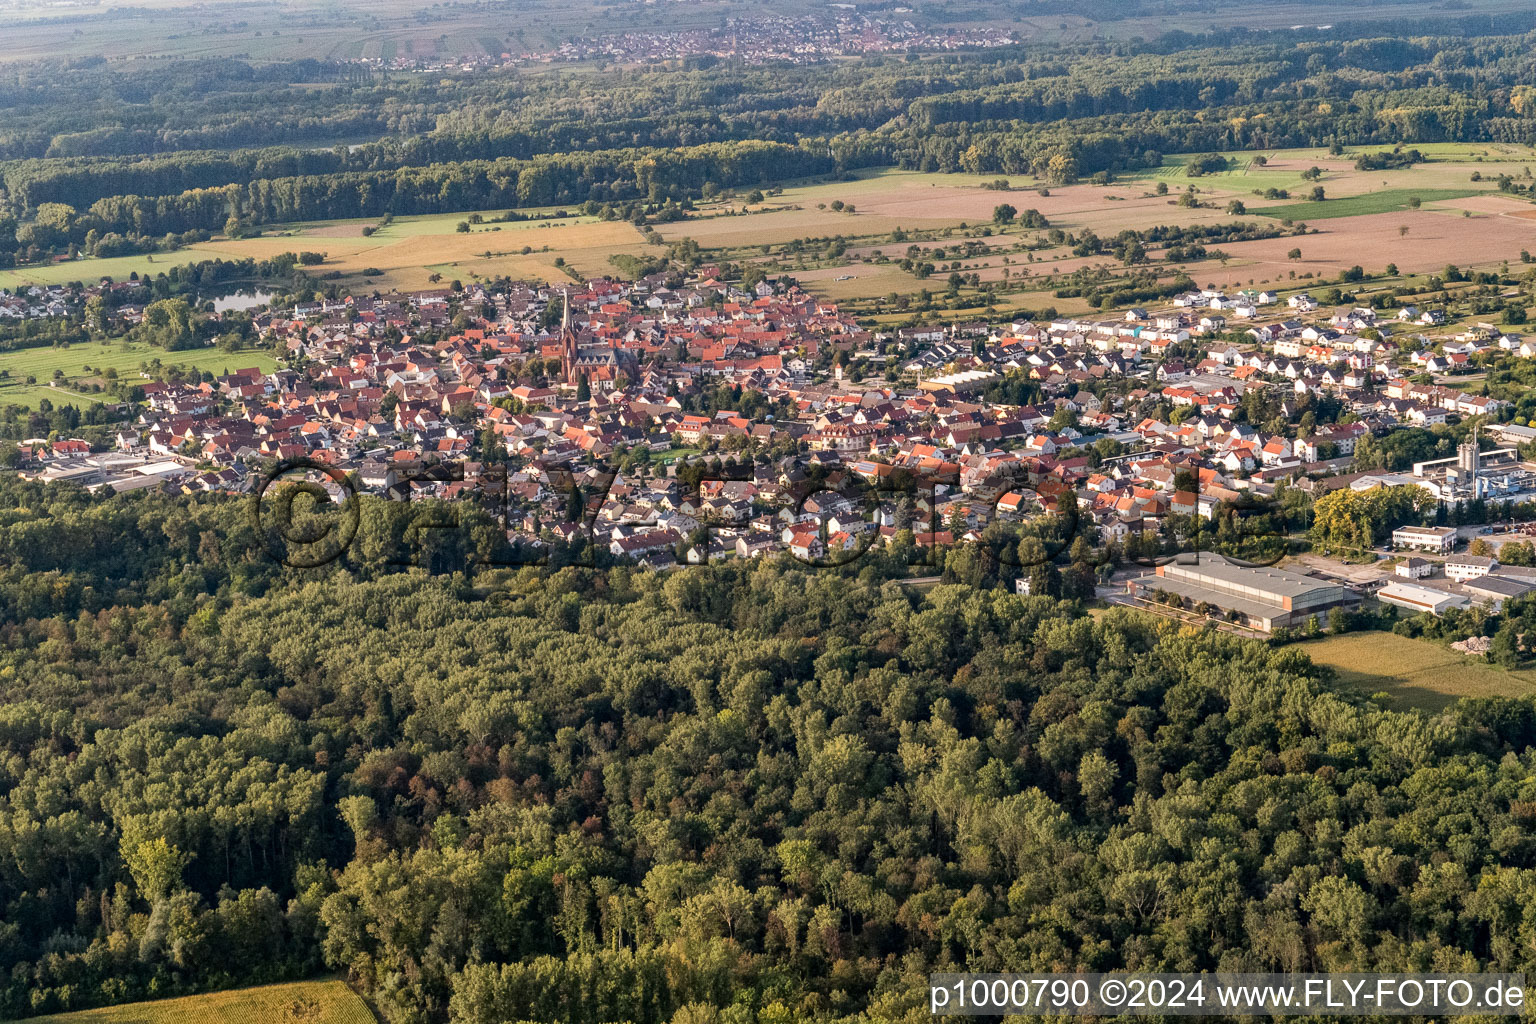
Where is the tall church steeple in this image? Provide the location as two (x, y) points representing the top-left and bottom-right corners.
(559, 288), (577, 384)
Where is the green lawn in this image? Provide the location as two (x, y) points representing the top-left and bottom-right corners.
(0, 340), (277, 410)
(0, 382), (117, 411)
(1300, 631), (1536, 712)
(1251, 189), (1482, 221)
(659, 446), (705, 464)
(1130, 153), (1270, 184)
(1378, 141), (1536, 162)
(0, 340), (276, 381)
(1119, 152), (1323, 194)
(7, 979), (376, 1024)
(0, 252), (190, 289)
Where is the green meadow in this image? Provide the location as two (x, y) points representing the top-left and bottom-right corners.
(0, 340), (277, 410)
(1251, 189), (1484, 221)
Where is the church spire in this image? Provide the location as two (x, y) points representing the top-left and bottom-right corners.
(559, 288), (576, 384)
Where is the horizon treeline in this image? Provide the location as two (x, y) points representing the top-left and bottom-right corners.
(8, 26), (1536, 261)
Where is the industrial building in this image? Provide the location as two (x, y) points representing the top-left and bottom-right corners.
(1392, 525), (1458, 553)
(1378, 580), (1470, 616)
(1129, 553), (1359, 633)
(34, 454), (194, 494)
(1464, 575), (1536, 611)
(1379, 564), (1536, 616)
(1409, 428), (1536, 501)
(917, 369), (997, 396)
(1444, 554), (1498, 583)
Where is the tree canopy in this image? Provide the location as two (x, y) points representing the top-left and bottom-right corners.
(1, 481), (1536, 1021)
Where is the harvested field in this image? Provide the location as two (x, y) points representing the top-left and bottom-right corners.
(1128, 146), (1529, 199)
(303, 222), (374, 238)
(0, 212), (659, 292)
(660, 209), (917, 248)
(791, 263), (930, 300)
(995, 190), (1245, 234)
(9, 979), (376, 1024)
(666, 183), (1245, 249)
(340, 219), (657, 289)
(1437, 193), (1536, 215)
(8, 159), (1532, 298)
(1197, 208), (1536, 276)
(1258, 157), (1358, 175)
(811, 180), (1201, 225)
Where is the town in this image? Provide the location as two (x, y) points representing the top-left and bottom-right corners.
(12, 6), (1536, 1021)
(13, 261), (1536, 639)
(347, 14), (1020, 73)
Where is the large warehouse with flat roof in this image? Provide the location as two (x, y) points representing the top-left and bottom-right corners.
(1130, 553), (1359, 633)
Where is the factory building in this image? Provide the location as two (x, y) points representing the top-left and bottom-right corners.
(1410, 427), (1536, 501)
(917, 369), (998, 396)
(1378, 580), (1470, 616)
(1129, 553), (1359, 633)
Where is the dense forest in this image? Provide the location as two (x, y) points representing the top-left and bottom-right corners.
(11, 23), (1536, 261)
(2, 478), (1536, 1021)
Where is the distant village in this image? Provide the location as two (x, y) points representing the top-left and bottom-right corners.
(16, 265), (1536, 635)
(348, 13), (1018, 72)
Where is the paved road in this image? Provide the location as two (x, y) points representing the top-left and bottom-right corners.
(1098, 588), (1270, 639)
(1290, 552), (1391, 587)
